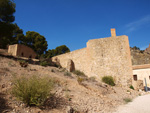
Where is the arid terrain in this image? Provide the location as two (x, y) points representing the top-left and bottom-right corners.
(114, 94), (150, 113)
(131, 47), (150, 65)
(0, 49), (147, 113)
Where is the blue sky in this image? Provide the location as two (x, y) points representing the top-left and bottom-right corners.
(14, 0), (150, 51)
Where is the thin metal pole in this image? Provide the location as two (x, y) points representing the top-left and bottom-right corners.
(145, 78), (148, 92)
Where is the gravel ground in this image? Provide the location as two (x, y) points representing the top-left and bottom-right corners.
(114, 94), (150, 113)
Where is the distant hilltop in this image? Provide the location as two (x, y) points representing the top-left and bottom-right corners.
(131, 45), (150, 65)
(145, 44), (150, 53)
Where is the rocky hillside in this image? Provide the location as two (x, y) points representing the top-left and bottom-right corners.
(0, 49), (143, 113)
(130, 47), (150, 65)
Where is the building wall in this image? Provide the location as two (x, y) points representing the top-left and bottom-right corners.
(8, 44), (18, 56)
(16, 44), (37, 58)
(86, 35), (133, 86)
(52, 35), (133, 87)
(52, 48), (90, 75)
(8, 44), (37, 58)
(133, 68), (150, 87)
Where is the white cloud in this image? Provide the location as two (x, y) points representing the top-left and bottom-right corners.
(125, 15), (150, 33)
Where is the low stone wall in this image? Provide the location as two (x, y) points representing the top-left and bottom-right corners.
(52, 48), (91, 75)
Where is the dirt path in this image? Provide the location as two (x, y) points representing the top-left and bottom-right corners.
(114, 94), (150, 113)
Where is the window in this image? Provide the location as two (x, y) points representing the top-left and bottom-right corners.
(29, 55), (32, 58)
(21, 52), (24, 57)
(133, 75), (137, 81)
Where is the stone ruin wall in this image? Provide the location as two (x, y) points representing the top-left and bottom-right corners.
(87, 36), (133, 86)
(8, 44), (37, 58)
(16, 44), (37, 58)
(52, 35), (133, 87)
(52, 48), (91, 75)
(8, 44), (18, 56)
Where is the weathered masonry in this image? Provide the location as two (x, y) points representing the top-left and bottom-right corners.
(52, 29), (133, 87)
(8, 44), (37, 58)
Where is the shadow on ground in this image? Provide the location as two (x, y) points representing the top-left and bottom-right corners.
(41, 95), (70, 110)
(0, 93), (12, 113)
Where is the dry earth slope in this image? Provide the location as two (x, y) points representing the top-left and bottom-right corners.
(0, 49), (146, 113)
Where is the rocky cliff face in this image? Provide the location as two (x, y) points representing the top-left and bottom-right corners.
(131, 47), (150, 65)
(145, 44), (150, 53)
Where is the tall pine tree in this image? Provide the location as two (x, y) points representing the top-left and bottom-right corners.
(0, 0), (16, 48)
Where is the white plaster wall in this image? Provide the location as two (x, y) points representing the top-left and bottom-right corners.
(133, 68), (150, 87)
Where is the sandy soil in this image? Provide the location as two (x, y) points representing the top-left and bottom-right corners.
(114, 94), (150, 113)
(0, 49), (145, 113)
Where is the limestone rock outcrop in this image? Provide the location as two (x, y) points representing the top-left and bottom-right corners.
(145, 44), (150, 53)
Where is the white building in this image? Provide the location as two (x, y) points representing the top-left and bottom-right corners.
(132, 64), (150, 90)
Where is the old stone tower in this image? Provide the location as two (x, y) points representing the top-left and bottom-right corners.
(52, 29), (133, 87)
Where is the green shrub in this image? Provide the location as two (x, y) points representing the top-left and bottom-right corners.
(123, 98), (132, 103)
(40, 61), (49, 67)
(77, 77), (85, 84)
(64, 72), (71, 76)
(129, 85), (134, 90)
(12, 75), (54, 106)
(73, 70), (85, 76)
(102, 76), (115, 86)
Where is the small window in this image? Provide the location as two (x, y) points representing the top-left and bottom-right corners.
(21, 52), (24, 57)
(29, 55), (32, 58)
(133, 75), (137, 81)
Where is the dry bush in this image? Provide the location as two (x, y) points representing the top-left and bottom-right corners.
(73, 70), (85, 76)
(64, 71), (72, 77)
(77, 77), (85, 84)
(40, 61), (49, 67)
(12, 75), (54, 106)
(43, 95), (70, 110)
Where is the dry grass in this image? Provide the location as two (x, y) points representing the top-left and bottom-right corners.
(12, 75), (55, 106)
